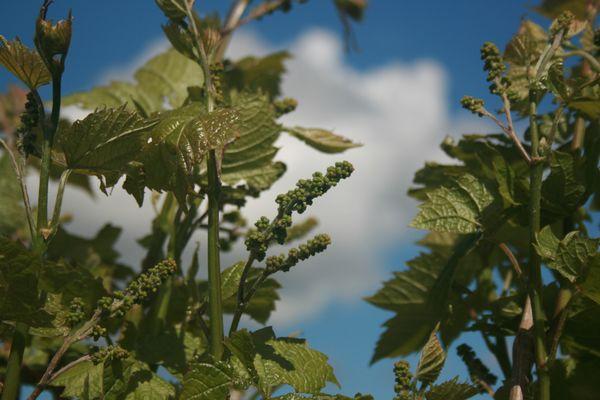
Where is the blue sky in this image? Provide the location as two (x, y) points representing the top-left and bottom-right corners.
(0, 1), (559, 399)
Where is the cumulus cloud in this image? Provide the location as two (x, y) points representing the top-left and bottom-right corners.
(57, 28), (478, 327)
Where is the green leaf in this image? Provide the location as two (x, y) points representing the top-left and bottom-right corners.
(542, 151), (587, 218)
(58, 106), (158, 173)
(225, 327), (338, 397)
(0, 36), (51, 89)
(0, 153), (26, 236)
(51, 359), (175, 400)
(535, 227), (599, 283)
(285, 127), (361, 154)
(425, 377), (479, 400)
(51, 360), (104, 399)
(0, 238), (52, 326)
(141, 104), (239, 203)
(410, 174), (494, 234)
(221, 261), (245, 301)
(155, 0), (188, 20)
(62, 48), (204, 115)
(415, 326), (446, 385)
(181, 362), (233, 400)
(225, 52), (290, 98)
(221, 92), (283, 192)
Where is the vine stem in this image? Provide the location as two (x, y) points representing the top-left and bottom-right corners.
(527, 94), (550, 400)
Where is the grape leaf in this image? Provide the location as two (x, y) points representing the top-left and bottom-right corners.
(425, 377), (479, 400)
(180, 362), (233, 400)
(415, 326), (446, 385)
(410, 174), (494, 234)
(285, 126), (361, 154)
(0, 36), (51, 89)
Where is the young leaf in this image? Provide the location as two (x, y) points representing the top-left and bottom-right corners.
(155, 0), (188, 20)
(180, 362), (233, 400)
(425, 377), (479, 400)
(220, 261), (245, 301)
(0, 36), (51, 89)
(410, 174), (494, 234)
(285, 126), (362, 154)
(415, 326), (446, 385)
(58, 106), (159, 173)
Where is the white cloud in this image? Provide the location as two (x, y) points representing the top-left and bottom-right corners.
(57, 28), (481, 328)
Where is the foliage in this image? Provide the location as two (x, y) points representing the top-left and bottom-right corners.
(0, 1), (373, 399)
(369, 1), (600, 399)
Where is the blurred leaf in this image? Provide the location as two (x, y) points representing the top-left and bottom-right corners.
(285, 126), (362, 154)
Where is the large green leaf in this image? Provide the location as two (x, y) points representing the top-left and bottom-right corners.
(0, 36), (51, 89)
(542, 151), (587, 218)
(62, 49), (204, 115)
(141, 104), (239, 203)
(411, 174), (494, 234)
(225, 52), (290, 99)
(180, 362), (233, 400)
(51, 360), (104, 399)
(58, 106), (158, 173)
(225, 327), (338, 397)
(285, 127), (361, 154)
(221, 92), (283, 191)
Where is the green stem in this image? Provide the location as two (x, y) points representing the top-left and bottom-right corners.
(207, 149), (224, 359)
(37, 75), (62, 237)
(528, 95), (550, 400)
(47, 169), (72, 240)
(1, 323), (28, 400)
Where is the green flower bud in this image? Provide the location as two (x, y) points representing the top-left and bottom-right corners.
(460, 96), (485, 117)
(274, 97), (298, 117)
(91, 345), (129, 365)
(393, 360), (413, 400)
(550, 11), (575, 38)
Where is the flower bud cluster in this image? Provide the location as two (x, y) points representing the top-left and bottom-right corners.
(274, 97), (298, 117)
(457, 344), (497, 393)
(393, 361), (413, 400)
(460, 96), (485, 117)
(97, 259), (177, 317)
(550, 11), (574, 38)
(91, 345), (129, 365)
(210, 62), (224, 103)
(275, 161), (354, 215)
(65, 297), (86, 327)
(480, 42), (510, 95)
(16, 92), (40, 156)
(265, 234), (331, 273)
(91, 325), (107, 341)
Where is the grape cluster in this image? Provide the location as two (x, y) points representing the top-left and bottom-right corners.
(480, 42), (510, 95)
(460, 96), (485, 117)
(393, 361), (413, 400)
(91, 345), (129, 365)
(65, 297), (86, 327)
(245, 162), (353, 261)
(97, 259), (177, 317)
(274, 97), (298, 117)
(550, 11), (574, 37)
(16, 92), (39, 157)
(275, 161), (354, 215)
(265, 234), (331, 273)
(91, 325), (107, 341)
(457, 344), (497, 393)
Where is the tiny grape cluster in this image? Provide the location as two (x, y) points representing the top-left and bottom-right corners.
(274, 97), (298, 117)
(97, 259), (177, 317)
(91, 325), (107, 341)
(393, 361), (413, 400)
(480, 42), (509, 95)
(265, 233), (331, 273)
(456, 344), (497, 394)
(65, 297), (85, 327)
(460, 96), (485, 117)
(275, 161), (354, 215)
(16, 92), (39, 156)
(245, 161), (353, 261)
(550, 11), (574, 37)
(91, 345), (129, 365)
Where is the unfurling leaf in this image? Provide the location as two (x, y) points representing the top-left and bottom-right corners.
(410, 174), (494, 234)
(0, 36), (51, 89)
(415, 325), (446, 385)
(285, 126), (362, 154)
